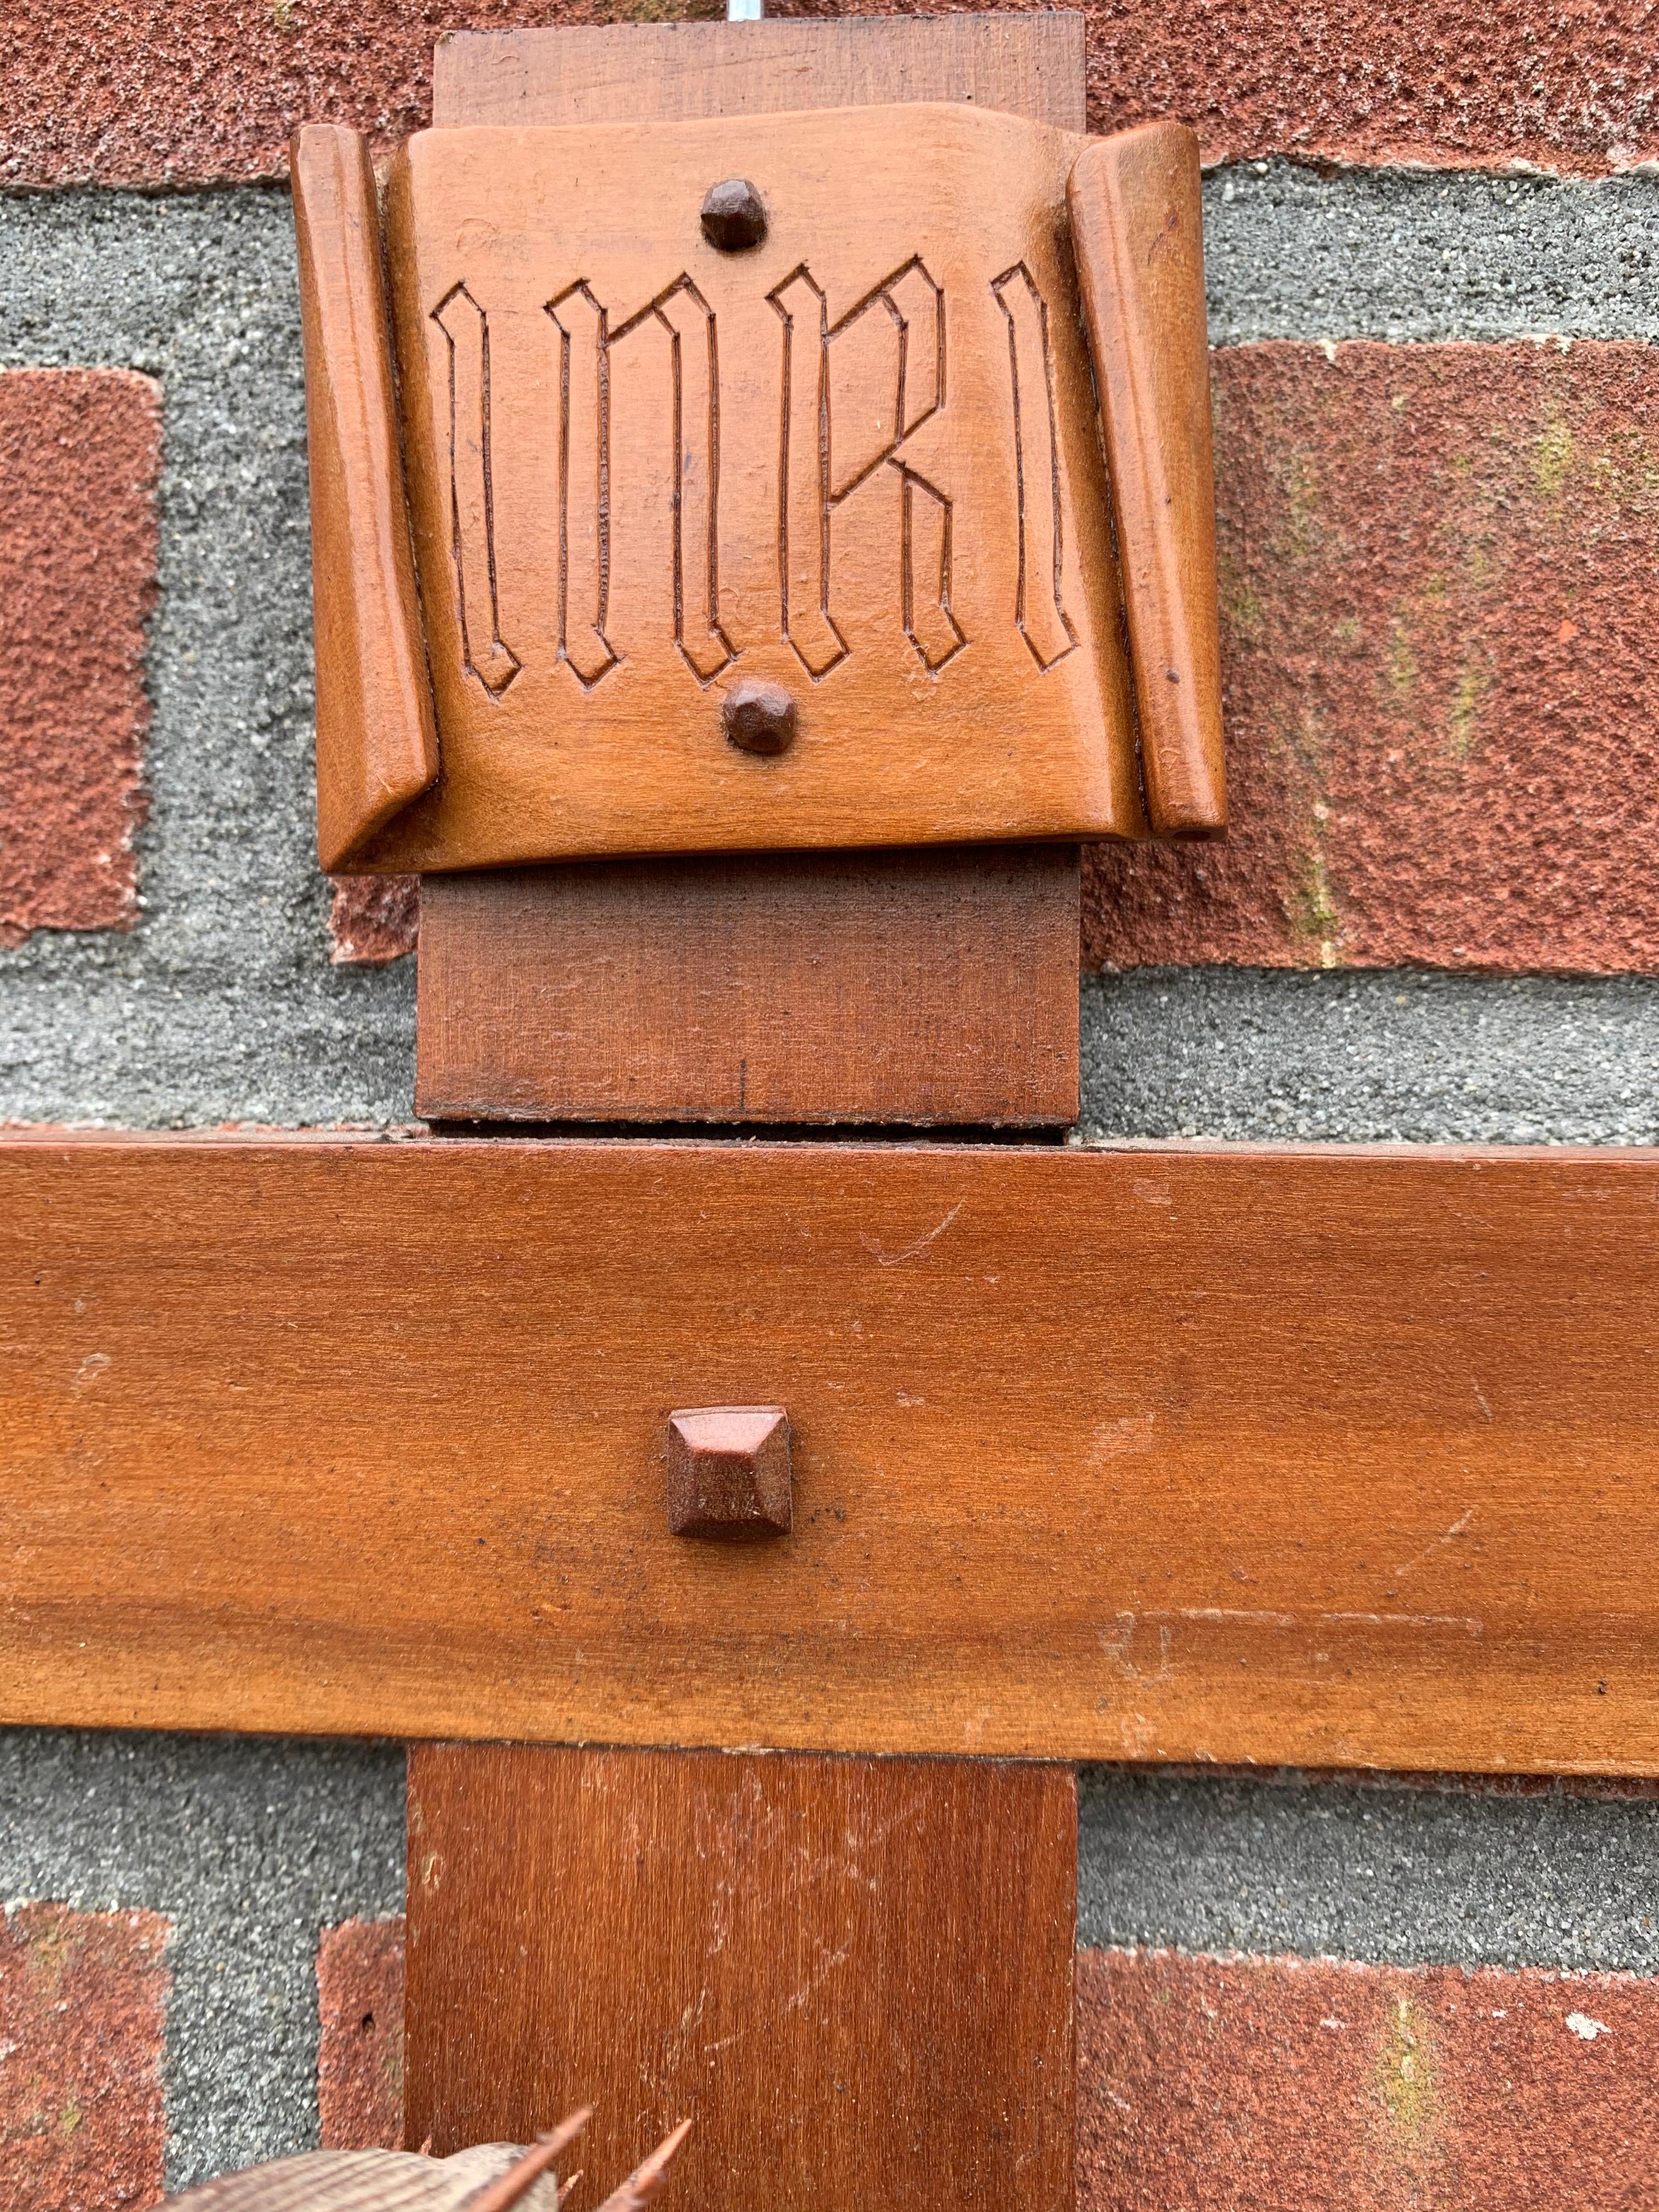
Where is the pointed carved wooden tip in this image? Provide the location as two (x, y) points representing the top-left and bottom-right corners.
(158, 2128), (586, 2210)
(153, 2105), (684, 2211)
(291, 122), (439, 871)
(591, 2120), (694, 2212)
(461, 2108), (592, 2212)
(667, 1407), (792, 1538)
(1066, 120), (1226, 839)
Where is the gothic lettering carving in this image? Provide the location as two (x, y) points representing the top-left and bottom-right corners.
(991, 264), (1077, 672)
(770, 257), (964, 680)
(444, 258), (981, 698)
(297, 101), (1226, 872)
(545, 281), (618, 691)
(548, 275), (733, 695)
(630, 280), (734, 686)
(431, 284), (521, 696)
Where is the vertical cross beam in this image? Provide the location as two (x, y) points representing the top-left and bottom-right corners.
(413, 13), (1087, 1131)
(404, 21), (1091, 2202)
(406, 1746), (1076, 2211)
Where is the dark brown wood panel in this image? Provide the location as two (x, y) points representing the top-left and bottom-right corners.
(4, 1134), (1659, 1774)
(416, 847), (1080, 1125)
(432, 15), (1088, 133)
(405, 1745), (1076, 2212)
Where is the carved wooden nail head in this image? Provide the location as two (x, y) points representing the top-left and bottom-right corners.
(291, 102), (1226, 878)
(667, 1406), (793, 1539)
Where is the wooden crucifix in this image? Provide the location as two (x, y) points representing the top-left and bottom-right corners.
(294, 14), (1226, 2209)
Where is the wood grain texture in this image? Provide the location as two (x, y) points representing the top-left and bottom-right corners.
(364, 101), (1142, 872)
(167, 2146), (572, 2211)
(414, 847), (1081, 1126)
(290, 124), (438, 872)
(4, 1134), (1659, 1774)
(1069, 123), (1226, 837)
(432, 15), (1088, 134)
(405, 1745), (1076, 2212)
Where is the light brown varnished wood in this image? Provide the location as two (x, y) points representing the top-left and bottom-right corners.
(414, 847), (1081, 1126)
(364, 102), (1143, 872)
(4, 1134), (1659, 1774)
(167, 2137), (601, 2211)
(1069, 124), (1226, 836)
(290, 124), (438, 871)
(296, 21), (1230, 871)
(433, 15), (1087, 135)
(405, 1745), (1077, 2212)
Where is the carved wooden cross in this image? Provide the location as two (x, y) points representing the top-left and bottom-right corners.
(276, 16), (1229, 2203)
(289, 15), (1226, 2209)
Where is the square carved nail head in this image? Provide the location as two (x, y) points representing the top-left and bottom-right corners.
(667, 1406), (792, 1539)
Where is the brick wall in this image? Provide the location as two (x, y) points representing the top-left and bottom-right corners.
(2, 2), (1658, 2203)
(1078, 1948), (1659, 2208)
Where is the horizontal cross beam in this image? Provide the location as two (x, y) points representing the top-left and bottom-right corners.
(2, 1132), (1653, 1773)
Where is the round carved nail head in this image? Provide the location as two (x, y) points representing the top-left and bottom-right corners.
(700, 177), (768, 252)
(723, 679), (797, 757)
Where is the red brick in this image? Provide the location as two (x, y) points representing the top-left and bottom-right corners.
(4, 0), (1655, 184)
(0, 370), (159, 947)
(328, 874), (419, 966)
(1079, 1945), (1659, 2211)
(1078, 0), (1659, 174)
(789, 0), (1659, 175)
(317, 1916), (405, 2152)
(0, 1903), (170, 2212)
(0, 0), (712, 187)
(1087, 340), (1659, 977)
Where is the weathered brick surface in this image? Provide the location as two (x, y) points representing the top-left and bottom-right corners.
(317, 1916), (405, 2152)
(3, 0), (1654, 184)
(0, 0), (710, 187)
(1079, 1945), (1659, 2211)
(1087, 340), (1659, 977)
(0, 370), (159, 947)
(0, 1903), (170, 2212)
(1103, 0), (1659, 173)
(329, 875), (419, 966)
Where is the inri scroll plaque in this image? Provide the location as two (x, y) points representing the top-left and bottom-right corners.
(294, 99), (1226, 876)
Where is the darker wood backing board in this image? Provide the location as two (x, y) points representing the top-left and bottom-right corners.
(416, 846), (1080, 1126)
(405, 1745), (1077, 2212)
(432, 15), (1088, 134)
(3, 1134), (1659, 1775)
(409, 8), (1087, 1126)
